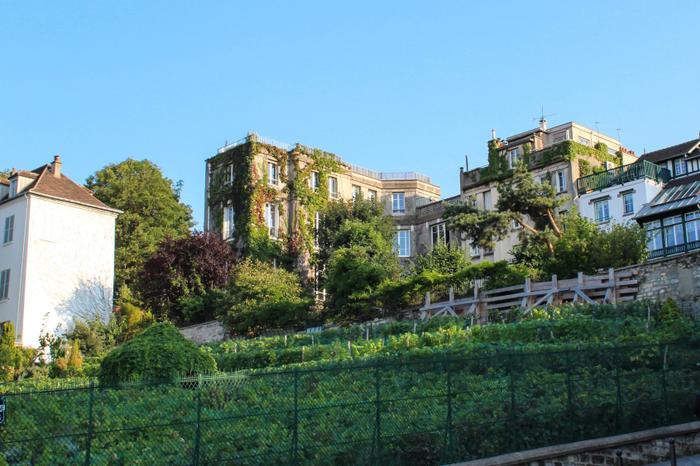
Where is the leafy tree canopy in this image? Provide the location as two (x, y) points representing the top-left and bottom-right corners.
(86, 159), (194, 294)
(139, 232), (235, 322)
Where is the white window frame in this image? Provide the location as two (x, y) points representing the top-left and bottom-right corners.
(469, 241), (480, 258)
(556, 170), (566, 193)
(309, 171), (319, 191)
(685, 211), (700, 244)
(3, 215), (14, 245)
(594, 199), (610, 223)
(508, 148), (520, 169)
(368, 189), (377, 202)
(223, 205), (235, 239)
(9, 179), (17, 197)
(395, 230), (411, 257)
(265, 203), (278, 238)
(430, 222), (448, 246)
(622, 192), (634, 215)
(328, 177), (338, 199)
(314, 211), (321, 248)
(0, 269), (9, 301)
(674, 158), (686, 177)
(352, 185), (361, 200)
(392, 192), (406, 214)
(267, 161), (278, 186)
(224, 164), (234, 185)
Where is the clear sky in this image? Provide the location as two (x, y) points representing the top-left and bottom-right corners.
(2, 1), (699, 228)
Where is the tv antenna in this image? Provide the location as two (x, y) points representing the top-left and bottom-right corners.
(532, 106), (555, 127)
(616, 128), (623, 143)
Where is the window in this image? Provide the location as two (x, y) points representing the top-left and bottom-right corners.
(663, 215), (684, 247)
(688, 159), (700, 174)
(556, 170), (566, 193)
(594, 199), (610, 223)
(267, 162), (278, 185)
(395, 230), (410, 257)
(645, 220), (663, 252)
(9, 179), (17, 197)
(265, 203), (278, 238)
(0, 269), (9, 301)
(673, 159), (686, 177)
(309, 172), (319, 191)
(686, 212), (700, 244)
(507, 148), (520, 169)
(392, 192), (405, 214)
(223, 206), (235, 239)
(469, 241), (480, 258)
(352, 185), (361, 200)
(622, 192), (634, 215)
(482, 190), (492, 210)
(578, 136), (591, 146)
(430, 223), (449, 246)
(314, 211), (321, 248)
(328, 177), (338, 198)
(3, 215), (14, 244)
(368, 190), (377, 201)
(224, 164), (234, 185)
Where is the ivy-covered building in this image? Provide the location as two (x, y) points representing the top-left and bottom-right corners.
(203, 133), (441, 273)
(457, 120), (637, 262)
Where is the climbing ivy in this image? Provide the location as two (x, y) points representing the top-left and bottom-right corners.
(472, 140), (622, 185)
(207, 139), (344, 268)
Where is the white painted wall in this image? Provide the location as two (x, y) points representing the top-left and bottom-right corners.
(19, 196), (116, 347)
(577, 178), (664, 228)
(0, 196), (29, 333)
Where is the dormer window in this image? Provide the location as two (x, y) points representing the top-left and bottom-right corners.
(674, 158), (686, 177)
(9, 179), (17, 197)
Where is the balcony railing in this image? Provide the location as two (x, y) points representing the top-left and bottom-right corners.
(648, 240), (700, 259)
(576, 160), (670, 194)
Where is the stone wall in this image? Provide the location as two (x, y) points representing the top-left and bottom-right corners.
(619, 249), (700, 316)
(450, 421), (700, 466)
(178, 320), (226, 344)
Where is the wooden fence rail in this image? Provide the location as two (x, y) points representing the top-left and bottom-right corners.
(419, 268), (639, 322)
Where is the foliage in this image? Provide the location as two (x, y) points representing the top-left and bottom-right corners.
(414, 244), (470, 279)
(512, 211), (647, 279)
(98, 322), (216, 385)
(325, 218), (401, 321)
(0, 322), (34, 382)
(66, 340), (83, 375)
(138, 231), (235, 322)
(215, 259), (313, 336)
(86, 159), (194, 295)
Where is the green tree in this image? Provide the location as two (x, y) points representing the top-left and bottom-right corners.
(445, 162), (566, 253)
(414, 243), (469, 279)
(0, 169), (10, 179)
(0, 322), (34, 381)
(86, 159), (194, 295)
(216, 259), (312, 336)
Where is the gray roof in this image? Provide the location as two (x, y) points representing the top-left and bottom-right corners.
(635, 180), (700, 220)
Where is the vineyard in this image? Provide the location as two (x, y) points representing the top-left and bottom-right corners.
(1, 302), (699, 465)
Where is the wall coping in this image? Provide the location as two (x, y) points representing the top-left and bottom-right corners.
(616, 249), (700, 273)
(446, 421), (700, 466)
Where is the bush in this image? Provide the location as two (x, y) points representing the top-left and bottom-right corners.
(0, 322), (34, 381)
(98, 322), (216, 385)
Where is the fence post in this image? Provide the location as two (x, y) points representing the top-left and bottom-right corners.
(373, 363), (382, 465)
(444, 354), (453, 462)
(292, 369), (299, 464)
(193, 375), (202, 466)
(84, 380), (95, 466)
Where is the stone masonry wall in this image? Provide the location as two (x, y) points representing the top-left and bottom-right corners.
(178, 320), (226, 344)
(620, 249), (700, 317)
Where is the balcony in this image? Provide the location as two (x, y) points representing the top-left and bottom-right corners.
(576, 160), (670, 195)
(648, 240), (700, 259)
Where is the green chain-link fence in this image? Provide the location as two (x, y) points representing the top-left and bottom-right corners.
(1, 342), (698, 465)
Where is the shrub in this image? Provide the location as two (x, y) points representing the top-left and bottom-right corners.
(98, 322), (216, 385)
(0, 322), (34, 381)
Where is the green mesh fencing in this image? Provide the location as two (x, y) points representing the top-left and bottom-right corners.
(1, 342), (698, 465)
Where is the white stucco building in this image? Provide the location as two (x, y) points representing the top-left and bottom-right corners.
(0, 157), (120, 347)
(576, 160), (671, 228)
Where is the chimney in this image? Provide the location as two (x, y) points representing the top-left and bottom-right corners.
(52, 155), (62, 178)
(539, 118), (548, 131)
(491, 129), (496, 140)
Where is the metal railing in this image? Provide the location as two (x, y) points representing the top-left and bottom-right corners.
(1, 342), (698, 465)
(648, 240), (700, 259)
(576, 160), (671, 194)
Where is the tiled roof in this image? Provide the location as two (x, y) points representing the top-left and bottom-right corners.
(639, 138), (700, 163)
(0, 162), (119, 213)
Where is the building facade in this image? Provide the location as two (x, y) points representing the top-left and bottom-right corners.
(634, 137), (700, 259)
(0, 157), (119, 347)
(203, 133), (440, 272)
(457, 120), (637, 262)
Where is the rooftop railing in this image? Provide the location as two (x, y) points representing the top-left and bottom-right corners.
(576, 160), (670, 195)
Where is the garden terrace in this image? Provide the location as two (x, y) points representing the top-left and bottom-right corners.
(576, 160), (670, 195)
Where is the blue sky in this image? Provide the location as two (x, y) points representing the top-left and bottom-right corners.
(2, 1), (699, 228)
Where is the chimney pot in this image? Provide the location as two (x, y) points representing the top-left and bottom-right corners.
(491, 129), (496, 140)
(52, 155), (62, 178)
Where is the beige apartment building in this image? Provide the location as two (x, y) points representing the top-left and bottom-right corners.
(204, 133), (440, 269)
(455, 120), (637, 262)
